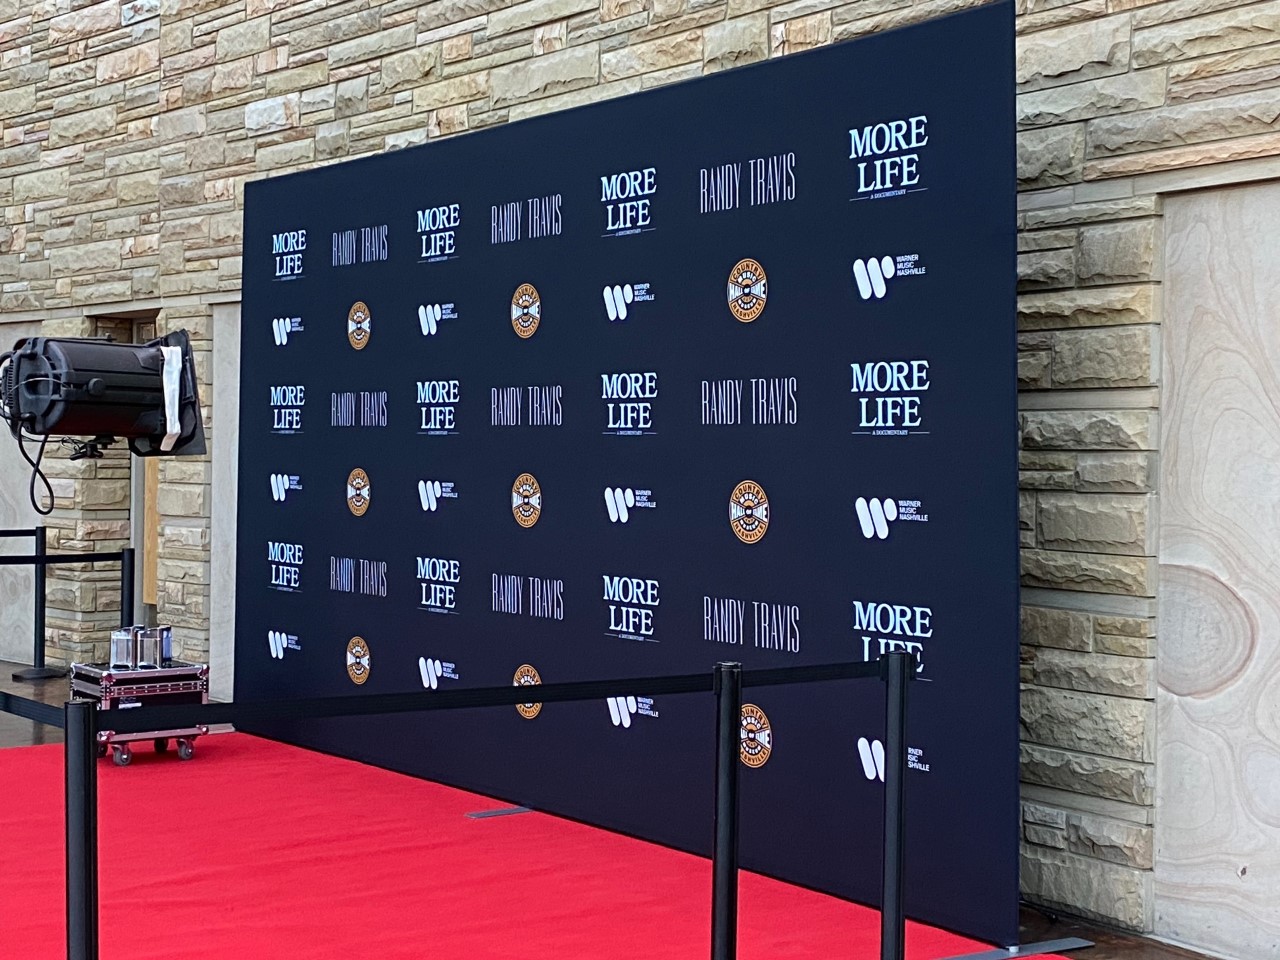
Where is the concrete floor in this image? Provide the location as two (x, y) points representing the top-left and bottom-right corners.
(0, 661), (1214, 960)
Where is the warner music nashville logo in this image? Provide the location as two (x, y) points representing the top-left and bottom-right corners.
(852, 599), (931, 675)
(271, 316), (303, 346)
(346, 468), (371, 517)
(851, 359), (930, 436)
(602, 372), (657, 435)
(602, 282), (654, 322)
(330, 555), (388, 597)
(269, 473), (301, 502)
(606, 695), (658, 728)
(857, 736), (932, 781)
(603, 486), (655, 524)
(849, 115), (929, 200)
(271, 228), (305, 279)
(729, 481), (769, 544)
(347, 301), (371, 350)
(418, 480), (457, 512)
(491, 385), (562, 426)
(514, 664), (542, 719)
(417, 556), (459, 613)
(416, 379), (459, 434)
(491, 194), (562, 244)
(601, 166), (656, 237)
(346, 636), (371, 685)
(739, 704), (772, 768)
(492, 573), (564, 620)
(699, 152), (796, 213)
(852, 254), (925, 300)
(419, 302), (458, 336)
(855, 497), (928, 540)
(269, 385), (304, 434)
(331, 390), (388, 427)
(267, 629), (300, 659)
(703, 596), (800, 654)
(511, 283), (541, 339)
(419, 656), (459, 689)
(417, 203), (459, 261)
(511, 474), (542, 528)
(701, 377), (797, 425)
(727, 259), (767, 322)
(332, 224), (388, 267)
(604, 575), (659, 642)
(268, 541), (303, 592)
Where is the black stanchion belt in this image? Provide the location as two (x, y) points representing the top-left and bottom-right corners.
(99, 660), (889, 735)
(0, 691), (66, 728)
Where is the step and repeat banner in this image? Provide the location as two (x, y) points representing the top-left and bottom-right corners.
(236, 1), (1017, 946)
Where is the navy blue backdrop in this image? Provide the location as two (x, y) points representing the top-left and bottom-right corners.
(235, 2), (1018, 946)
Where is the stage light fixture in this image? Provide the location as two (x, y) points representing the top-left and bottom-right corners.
(0, 330), (205, 513)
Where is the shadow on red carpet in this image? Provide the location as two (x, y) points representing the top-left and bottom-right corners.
(0, 735), (1060, 959)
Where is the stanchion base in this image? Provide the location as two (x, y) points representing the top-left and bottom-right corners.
(938, 937), (1093, 959)
(12, 666), (67, 682)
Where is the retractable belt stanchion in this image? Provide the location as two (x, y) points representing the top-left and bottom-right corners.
(64, 699), (99, 960)
(118, 546), (135, 629)
(880, 652), (912, 960)
(711, 661), (743, 960)
(7, 526), (64, 682)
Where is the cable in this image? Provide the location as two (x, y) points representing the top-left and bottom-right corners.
(18, 430), (54, 516)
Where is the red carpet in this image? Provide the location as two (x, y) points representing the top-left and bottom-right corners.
(0, 735), (1050, 959)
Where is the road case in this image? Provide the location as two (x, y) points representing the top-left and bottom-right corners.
(70, 660), (209, 767)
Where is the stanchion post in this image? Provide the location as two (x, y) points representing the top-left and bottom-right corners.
(33, 525), (46, 669)
(711, 661), (742, 960)
(64, 700), (99, 960)
(880, 652), (911, 960)
(119, 546), (135, 629)
(13, 526), (65, 681)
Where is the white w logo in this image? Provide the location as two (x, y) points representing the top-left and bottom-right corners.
(852, 257), (896, 300)
(603, 284), (634, 321)
(604, 487), (635, 523)
(857, 737), (886, 781)
(267, 630), (288, 659)
(419, 480), (443, 511)
(270, 474), (291, 502)
(607, 695), (638, 728)
(419, 657), (443, 689)
(855, 497), (897, 539)
(271, 317), (290, 346)
(418, 304), (443, 336)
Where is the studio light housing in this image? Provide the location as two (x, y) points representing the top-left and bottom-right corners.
(0, 330), (205, 457)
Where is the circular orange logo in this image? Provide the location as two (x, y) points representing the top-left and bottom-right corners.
(348, 301), (371, 349)
(729, 480), (769, 544)
(346, 468), (371, 517)
(346, 636), (371, 685)
(739, 704), (772, 767)
(727, 259), (767, 322)
(511, 284), (541, 339)
(514, 664), (542, 719)
(512, 473), (542, 528)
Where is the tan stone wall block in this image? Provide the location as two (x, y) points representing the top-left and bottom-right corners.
(1022, 409), (1155, 450)
(1021, 846), (1153, 929)
(1016, 13), (1130, 90)
(704, 13), (768, 71)
(491, 42), (599, 106)
(1025, 646), (1155, 698)
(1022, 685), (1154, 761)
(1051, 326), (1154, 387)
(1022, 547), (1155, 595)
(1022, 604), (1093, 650)
(1018, 284), (1156, 331)
(1132, 0), (1280, 68)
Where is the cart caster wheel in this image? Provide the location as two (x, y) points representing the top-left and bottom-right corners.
(96, 744), (107, 759)
(112, 745), (132, 767)
(177, 739), (195, 761)
(154, 738), (169, 753)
